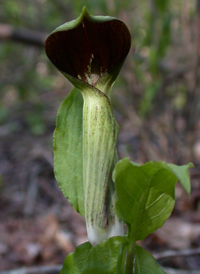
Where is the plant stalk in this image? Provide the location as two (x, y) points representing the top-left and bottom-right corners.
(124, 242), (135, 274)
(124, 225), (135, 274)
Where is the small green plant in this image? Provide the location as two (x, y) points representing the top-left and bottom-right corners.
(45, 7), (193, 274)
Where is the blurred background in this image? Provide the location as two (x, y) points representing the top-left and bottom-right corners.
(0, 0), (200, 272)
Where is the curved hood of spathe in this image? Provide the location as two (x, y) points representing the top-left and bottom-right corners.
(45, 7), (131, 89)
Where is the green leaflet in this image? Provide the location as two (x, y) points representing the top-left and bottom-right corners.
(112, 159), (192, 273)
(167, 162), (194, 194)
(54, 87), (84, 216)
(135, 245), (166, 274)
(128, 160), (193, 193)
(83, 237), (126, 274)
(60, 241), (92, 274)
(113, 158), (193, 241)
(61, 237), (126, 274)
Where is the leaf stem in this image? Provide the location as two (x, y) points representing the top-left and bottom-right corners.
(124, 242), (135, 274)
(124, 225), (135, 274)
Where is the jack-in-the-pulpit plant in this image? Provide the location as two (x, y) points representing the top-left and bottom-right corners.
(45, 7), (193, 274)
(45, 7), (131, 246)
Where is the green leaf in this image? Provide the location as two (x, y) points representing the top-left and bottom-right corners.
(113, 159), (177, 240)
(82, 237), (126, 274)
(129, 160), (193, 194)
(167, 163), (194, 194)
(61, 237), (126, 274)
(60, 241), (92, 274)
(54, 87), (84, 216)
(135, 245), (166, 274)
(113, 159), (193, 241)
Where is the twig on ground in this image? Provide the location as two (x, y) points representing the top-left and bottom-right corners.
(163, 268), (200, 274)
(0, 265), (62, 274)
(153, 247), (200, 261)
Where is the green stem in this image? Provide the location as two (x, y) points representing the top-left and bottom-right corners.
(124, 244), (134, 274)
(124, 191), (146, 273)
(124, 225), (135, 274)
